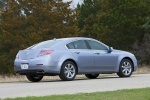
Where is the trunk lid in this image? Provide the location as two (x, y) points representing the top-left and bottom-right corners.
(18, 49), (42, 60)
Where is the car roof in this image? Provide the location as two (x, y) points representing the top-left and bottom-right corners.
(53, 37), (94, 41)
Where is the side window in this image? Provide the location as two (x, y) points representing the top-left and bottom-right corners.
(87, 40), (108, 50)
(73, 40), (88, 49)
(66, 42), (75, 49)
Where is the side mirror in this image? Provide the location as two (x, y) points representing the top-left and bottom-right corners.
(108, 47), (113, 53)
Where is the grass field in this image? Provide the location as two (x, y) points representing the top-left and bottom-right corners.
(3, 88), (150, 100)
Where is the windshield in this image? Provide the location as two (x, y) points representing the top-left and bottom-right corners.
(30, 40), (62, 49)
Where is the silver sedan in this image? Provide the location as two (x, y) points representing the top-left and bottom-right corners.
(14, 37), (138, 82)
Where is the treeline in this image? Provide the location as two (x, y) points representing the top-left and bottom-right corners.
(77, 0), (150, 65)
(0, 0), (150, 74)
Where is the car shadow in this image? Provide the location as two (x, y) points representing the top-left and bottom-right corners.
(39, 74), (138, 83)
(33, 75), (131, 83)
(0, 75), (137, 84)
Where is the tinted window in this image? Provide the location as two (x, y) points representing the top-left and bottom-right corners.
(66, 42), (75, 49)
(31, 40), (62, 49)
(73, 40), (88, 49)
(87, 40), (108, 50)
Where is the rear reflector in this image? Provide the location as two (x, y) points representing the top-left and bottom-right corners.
(38, 50), (53, 56)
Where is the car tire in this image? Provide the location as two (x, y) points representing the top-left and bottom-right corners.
(26, 75), (43, 82)
(85, 74), (99, 79)
(59, 61), (77, 81)
(117, 59), (133, 77)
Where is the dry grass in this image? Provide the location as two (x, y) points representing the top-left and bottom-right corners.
(0, 67), (149, 83)
(135, 66), (150, 74)
(0, 74), (27, 83)
(0, 74), (61, 83)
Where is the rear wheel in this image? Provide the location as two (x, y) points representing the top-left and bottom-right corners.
(117, 59), (133, 77)
(85, 74), (99, 79)
(59, 61), (77, 81)
(26, 75), (43, 82)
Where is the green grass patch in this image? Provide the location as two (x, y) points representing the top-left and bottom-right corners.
(4, 88), (150, 100)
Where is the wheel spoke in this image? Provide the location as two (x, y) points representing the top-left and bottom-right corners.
(123, 62), (127, 66)
(65, 70), (68, 74)
(122, 69), (126, 73)
(127, 68), (131, 73)
(127, 65), (131, 69)
(122, 65), (126, 68)
(70, 70), (75, 73)
(67, 72), (70, 77)
(125, 70), (128, 75)
(70, 72), (73, 77)
(69, 64), (72, 68)
(70, 65), (73, 69)
(65, 66), (68, 70)
(68, 64), (70, 66)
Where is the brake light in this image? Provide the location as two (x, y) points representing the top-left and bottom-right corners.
(38, 50), (53, 56)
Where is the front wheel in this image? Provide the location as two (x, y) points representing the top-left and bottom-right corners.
(117, 59), (133, 77)
(26, 75), (43, 82)
(85, 74), (99, 79)
(59, 61), (77, 81)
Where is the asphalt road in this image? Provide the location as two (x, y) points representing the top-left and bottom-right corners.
(0, 74), (150, 99)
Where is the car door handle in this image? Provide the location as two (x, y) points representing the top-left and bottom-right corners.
(74, 52), (80, 54)
(95, 53), (100, 55)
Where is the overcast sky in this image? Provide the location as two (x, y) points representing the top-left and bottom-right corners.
(63, 0), (83, 8)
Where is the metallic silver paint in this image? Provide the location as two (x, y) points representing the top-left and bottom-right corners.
(14, 37), (138, 75)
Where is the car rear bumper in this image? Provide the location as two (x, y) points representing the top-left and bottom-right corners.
(16, 69), (58, 76)
(14, 55), (63, 75)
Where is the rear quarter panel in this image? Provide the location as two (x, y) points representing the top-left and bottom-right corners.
(50, 41), (77, 73)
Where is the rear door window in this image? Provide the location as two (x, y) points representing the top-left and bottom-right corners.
(67, 40), (88, 49)
(73, 40), (88, 49)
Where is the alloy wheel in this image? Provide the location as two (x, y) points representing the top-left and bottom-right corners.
(64, 63), (75, 79)
(121, 61), (132, 76)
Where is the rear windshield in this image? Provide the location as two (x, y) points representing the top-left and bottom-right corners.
(30, 40), (62, 49)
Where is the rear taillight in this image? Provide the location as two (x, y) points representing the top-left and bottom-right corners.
(38, 50), (53, 56)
